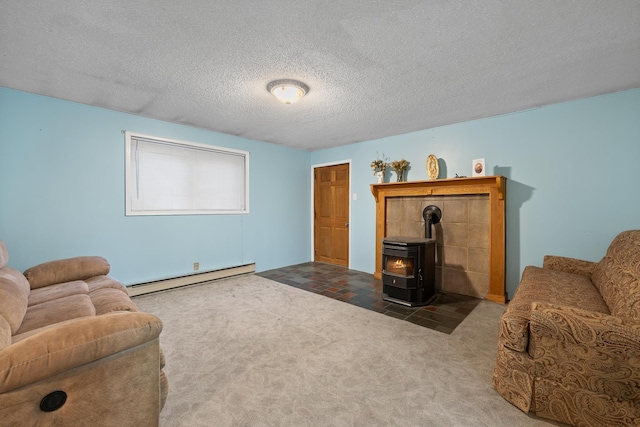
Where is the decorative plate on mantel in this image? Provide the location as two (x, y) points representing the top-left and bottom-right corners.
(426, 154), (439, 180)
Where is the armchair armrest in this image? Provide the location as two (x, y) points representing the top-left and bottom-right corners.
(23, 256), (110, 289)
(529, 302), (640, 400)
(0, 311), (162, 393)
(542, 255), (597, 279)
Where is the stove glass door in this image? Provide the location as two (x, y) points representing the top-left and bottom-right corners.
(384, 256), (415, 276)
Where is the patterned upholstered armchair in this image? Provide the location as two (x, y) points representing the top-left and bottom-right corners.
(493, 230), (640, 427)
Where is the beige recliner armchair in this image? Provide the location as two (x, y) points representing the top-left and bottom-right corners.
(0, 240), (168, 426)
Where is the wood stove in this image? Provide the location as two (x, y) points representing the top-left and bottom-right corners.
(382, 236), (436, 306)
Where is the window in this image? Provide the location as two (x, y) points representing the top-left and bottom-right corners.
(125, 132), (249, 215)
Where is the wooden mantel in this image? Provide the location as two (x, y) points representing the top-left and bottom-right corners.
(370, 175), (507, 303)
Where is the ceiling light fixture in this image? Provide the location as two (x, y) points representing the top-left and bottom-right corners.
(267, 79), (309, 104)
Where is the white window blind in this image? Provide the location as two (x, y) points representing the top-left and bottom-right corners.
(125, 132), (249, 215)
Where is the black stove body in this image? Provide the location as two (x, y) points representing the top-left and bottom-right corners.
(382, 236), (436, 307)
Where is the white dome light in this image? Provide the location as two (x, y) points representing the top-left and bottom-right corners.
(267, 79), (309, 104)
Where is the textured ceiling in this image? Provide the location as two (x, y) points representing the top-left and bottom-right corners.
(1, 1), (639, 151)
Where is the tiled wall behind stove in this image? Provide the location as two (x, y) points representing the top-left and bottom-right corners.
(385, 195), (490, 298)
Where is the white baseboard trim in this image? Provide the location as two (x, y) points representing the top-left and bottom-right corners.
(127, 263), (256, 297)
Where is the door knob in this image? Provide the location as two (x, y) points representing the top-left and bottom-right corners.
(345, 222), (349, 227)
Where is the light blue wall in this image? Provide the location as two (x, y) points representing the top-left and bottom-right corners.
(2, 87), (638, 297)
(0, 87), (311, 284)
(310, 88), (640, 298)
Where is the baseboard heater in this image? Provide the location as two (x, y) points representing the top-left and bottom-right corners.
(127, 263), (256, 297)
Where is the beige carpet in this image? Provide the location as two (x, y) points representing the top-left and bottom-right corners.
(133, 274), (559, 426)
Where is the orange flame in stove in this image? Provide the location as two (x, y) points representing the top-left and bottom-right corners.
(393, 259), (406, 268)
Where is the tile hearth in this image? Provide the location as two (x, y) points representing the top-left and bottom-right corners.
(257, 262), (481, 334)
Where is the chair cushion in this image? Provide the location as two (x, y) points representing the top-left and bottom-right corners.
(90, 288), (138, 315)
(16, 294), (96, 335)
(23, 256), (110, 289)
(499, 266), (609, 352)
(592, 230), (640, 320)
(28, 280), (89, 306)
(0, 267), (31, 334)
(85, 275), (128, 293)
(0, 241), (8, 269)
(0, 316), (11, 350)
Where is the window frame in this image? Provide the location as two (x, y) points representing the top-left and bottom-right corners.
(124, 131), (249, 216)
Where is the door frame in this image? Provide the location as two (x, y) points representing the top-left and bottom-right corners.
(310, 159), (352, 268)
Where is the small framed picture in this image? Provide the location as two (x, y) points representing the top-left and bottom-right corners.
(472, 158), (485, 177)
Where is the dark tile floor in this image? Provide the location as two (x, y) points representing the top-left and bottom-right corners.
(257, 262), (481, 334)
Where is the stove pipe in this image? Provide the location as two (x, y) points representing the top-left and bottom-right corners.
(423, 205), (442, 239)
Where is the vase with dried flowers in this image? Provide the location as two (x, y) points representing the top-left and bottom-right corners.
(390, 159), (410, 182)
(370, 153), (389, 183)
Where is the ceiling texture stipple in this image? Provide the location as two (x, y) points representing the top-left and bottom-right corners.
(1, 1), (639, 151)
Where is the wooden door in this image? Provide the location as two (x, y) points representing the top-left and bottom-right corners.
(314, 163), (349, 266)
